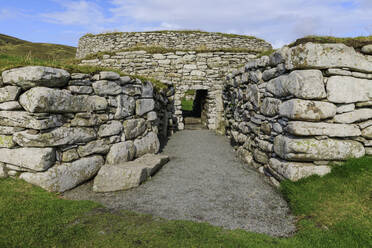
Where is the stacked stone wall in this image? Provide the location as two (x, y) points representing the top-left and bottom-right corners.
(81, 51), (257, 130)
(0, 66), (175, 192)
(76, 31), (272, 59)
(224, 42), (372, 184)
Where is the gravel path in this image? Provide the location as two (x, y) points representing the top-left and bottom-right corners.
(63, 130), (296, 237)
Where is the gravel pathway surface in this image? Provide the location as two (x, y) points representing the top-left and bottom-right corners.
(63, 130), (296, 237)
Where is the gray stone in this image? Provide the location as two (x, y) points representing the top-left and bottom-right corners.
(77, 139), (111, 157)
(119, 76), (132, 84)
(285, 43), (372, 73)
(356, 101), (372, 107)
(106, 141), (136, 164)
(286, 121), (361, 137)
(260, 98), (281, 117)
(122, 84), (142, 96)
(67, 86), (93, 94)
(136, 99), (155, 116)
(19, 87), (107, 113)
(92, 80), (122, 96)
(2, 66), (70, 89)
(336, 104), (355, 114)
(115, 95), (136, 119)
(362, 126), (372, 139)
(147, 111), (157, 121)
(98, 121), (123, 137)
(99, 71), (120, 80)
(253, 149), (269, 164)
(0, 135), (15, 148)
(358, 120), (372, 129)
(274, 135), (365, 161)
(0, 101), (22, 110)
(93, 154), (169, 192)
(279, 99), (336, 121)
(269, 158), (331, 181)
(134, 132), (160, 158)
(327, 76), (372, 103)
(0, 86), (21, 103)
(0, 147), (55, 171)
(0, 111), (62, 130)
(334, 109), (372, 124)
(71, 113), (108, 127)
(71, 73), (89, 80)
(142, 81), (154, 98)
(123, 118), (147, 140)
(366, 147), (372, 155)
(326, 69), (352, 76)
(247, 85), (260, 107)
(0, 126), (24, 135)
(62, 149), (79, 162)
(361, 45), (372, 55)
(20, 156), (104, 192)
(0, 162), (7, 178)
(13, 127), (96, 147)
(273, 123), (283, 133)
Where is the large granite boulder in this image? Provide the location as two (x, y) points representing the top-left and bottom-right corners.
(286, 121), (361, 137)
(274, 135), (365, 161)
(0, 147), (55, 171)
(93, 154), (169, 192)
(13, 127), (96, 147)
(106, 141), (136, 164)
(19, 87), (107, 113)
(2, 66), (70, 89)
(327, 76), (372, 103)
(0, 86), (21, 103)
(279, 99), (336, 121)
(0, 111), (62, 130)
(20, 156), (104, 192)
(267, 70), (326, 99)
(285, 43), (372, 73)
(134, 132), (160, 158)
(123, 118), (147, 140)
(269, 158), (331, 181)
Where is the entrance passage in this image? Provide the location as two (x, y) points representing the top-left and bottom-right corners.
(63, 130), (295, 237)
(182, 89), (208, 130)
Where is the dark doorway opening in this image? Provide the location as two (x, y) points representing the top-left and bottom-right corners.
(182, 89), (208, 129)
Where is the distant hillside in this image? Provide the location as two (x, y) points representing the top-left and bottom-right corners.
(0, 34), (76, 61)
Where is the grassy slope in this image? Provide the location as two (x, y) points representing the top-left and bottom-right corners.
(0, 33), (76, 60)
(0, 157), (371, 248)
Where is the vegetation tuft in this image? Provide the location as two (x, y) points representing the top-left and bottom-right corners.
(289, 35), (372, 51)
(0, 157), (371, 247)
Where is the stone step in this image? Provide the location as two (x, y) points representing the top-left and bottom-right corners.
(93, 154), (169, 193)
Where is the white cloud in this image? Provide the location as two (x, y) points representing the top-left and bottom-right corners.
(41, 0), (372, 47)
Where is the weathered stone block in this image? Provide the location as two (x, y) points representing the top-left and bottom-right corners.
(260, 98), (281, 116)
(136, 99), (155, 116)
(274, 135), (365, 161)
(71, 113), (108, 127)
(19, 87), (107, 113)
(77, 139), (111, 157)
(106, 141), (136, 164)
(269, 158), (331, 181)
(115, 95), (135, 119)
(92, 80), (122, 96)
(99, 71), (120, 80)
(334, 109), (372, 124)
(362, 126), (372, 139)
(327, 76), (372, 103)
(2, 66), (70, 89)
(0, 101), (22, 110)
(13, 127), (96, 147)
(0, 147), (55, 171)
(0, 135), (15, 148)
(98, 121), (123, 137)
(0, 86), (21, 103)
(279, 99), (336, 121)
(123, 118), (147, 140)
(20, 156), (104, 192)
(0, 111), (62, 130)
(286, 121), (361, 137)
(62, 149), (79, 162)
(134, 132), (160, 158)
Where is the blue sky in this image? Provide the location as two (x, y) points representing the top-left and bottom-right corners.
(1, 0), (371, 48)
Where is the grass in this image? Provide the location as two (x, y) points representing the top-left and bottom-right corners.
(0, 33), (76, 61)
(181, 98), (194, 111)
(0, 157), (371, 247)
(82, 30), (261, 40)
(289, 35), (372, 51)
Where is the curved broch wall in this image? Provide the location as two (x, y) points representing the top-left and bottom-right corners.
(76, 31), (272, 59)
(224, 42), (372, 184)
(0, 66), (175, 192)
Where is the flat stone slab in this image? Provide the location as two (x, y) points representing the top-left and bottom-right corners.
(93, 154), (169, 193)
(63, 130), (296, 237)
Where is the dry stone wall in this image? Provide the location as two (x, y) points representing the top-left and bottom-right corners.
(76, 31), (272, 59)
(81, 51), (258, 130)
(224, 42), (372, 184)
(0, 66), (175, 192)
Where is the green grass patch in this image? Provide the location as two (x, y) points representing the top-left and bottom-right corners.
(0, 33), (76, 61)
(82, 30), (262, 41)
(0, 157), (371, 247)
(289, 35), (372, 51)
(181, 99), (194, 111)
